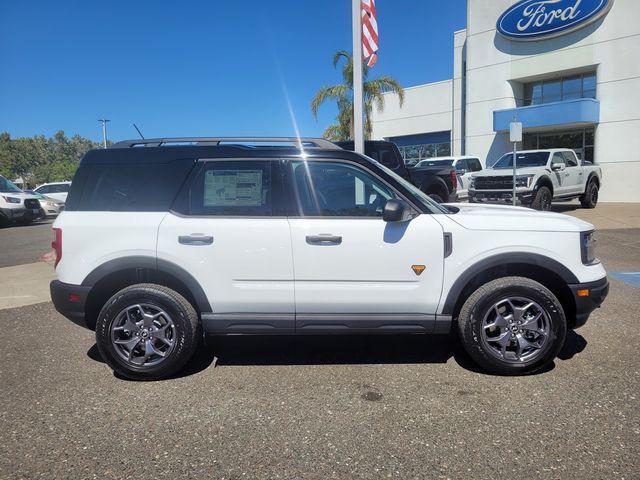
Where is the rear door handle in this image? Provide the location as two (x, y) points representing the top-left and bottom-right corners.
(306, 234), (342, 245)
(179, 234), (214, 246)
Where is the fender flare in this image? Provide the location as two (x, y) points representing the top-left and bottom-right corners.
(418, 175), (449, 197)
(81, 256), (211, 313)
(441, 252), (579, 315)
(534, 175), (554, 195)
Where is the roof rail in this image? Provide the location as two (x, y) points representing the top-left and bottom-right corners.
(110, 137), (342, 150)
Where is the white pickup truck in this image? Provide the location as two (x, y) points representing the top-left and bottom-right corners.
(468, 149), (602, 211)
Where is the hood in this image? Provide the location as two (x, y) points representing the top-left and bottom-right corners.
(444, 203), (594, 232)
(473, 167), (549, 177)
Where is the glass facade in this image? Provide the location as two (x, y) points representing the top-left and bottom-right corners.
(523, 73), (597, 106)
(398, 142), (451, 165)
(523, 127), (596, 163)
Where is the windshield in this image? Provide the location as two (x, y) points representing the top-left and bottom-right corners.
(416, 159), (453, 168)
(0, 176), (22, 193)
(370, 160), (450, 214)
(493, 152), (549, 169)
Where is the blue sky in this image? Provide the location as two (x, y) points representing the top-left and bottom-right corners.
(0, 0), (466, 143)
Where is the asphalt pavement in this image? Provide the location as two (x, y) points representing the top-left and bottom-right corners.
(0, 207), (638, 479)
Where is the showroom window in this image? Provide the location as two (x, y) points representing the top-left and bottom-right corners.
(522, 127), (596, 163)
(523, 72), (597, 106)
(398, 142), (451, 166)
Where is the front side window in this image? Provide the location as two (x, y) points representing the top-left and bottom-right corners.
(187, 161), (272, 216)
(291, 161), (395, 217)
(551, 153), (566, 167)
(366, 146), (399, 169)
(454, 159), (468, 173)
(468, 158), (482, 172)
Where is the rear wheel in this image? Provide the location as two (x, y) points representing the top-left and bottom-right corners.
(95, 283), (200, 380)
(531, 186), (552, 211)
(427, 192), (445, 203)
(580, 180), (599, 209)
(457, 276), (566, 375)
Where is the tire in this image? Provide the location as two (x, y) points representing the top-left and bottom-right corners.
(95, 283), (200, 381)
(580, 180), (599, 209)
(531, 186), (552, 211)
(427, 192), (445, 203)
(457, 276), (566, 375)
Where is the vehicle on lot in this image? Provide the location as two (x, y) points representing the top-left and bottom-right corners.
(33, 181), (71, 203)
(0, 175), (42, 226)
(414, 156), (483, 200)
(335, 140), (458, 203)
(50, 137), (609, 380)
(30, 192), (65, 217)
(469, 149), (602, 211)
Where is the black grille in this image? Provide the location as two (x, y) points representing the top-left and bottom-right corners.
(24, 199), (40, 209)
(474, 176), (514, 190)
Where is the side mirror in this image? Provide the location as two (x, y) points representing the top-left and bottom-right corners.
(551, 163), (565, 172)
(456, 169), (466, 176)
(383, 199), (411, 222)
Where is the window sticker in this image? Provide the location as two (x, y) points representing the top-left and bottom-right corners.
(204, 170), (263, 207)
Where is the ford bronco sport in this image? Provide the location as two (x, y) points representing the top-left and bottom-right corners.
(50, 137), (609, 380)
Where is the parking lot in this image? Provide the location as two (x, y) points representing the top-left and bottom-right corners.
(1, 204), (639, 479)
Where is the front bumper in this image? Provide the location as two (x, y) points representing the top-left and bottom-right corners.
(0, 206), (43, 221)
(50, 280), (92, 329)
(569, 276), (609, 328)
(469, 189), (535, 206)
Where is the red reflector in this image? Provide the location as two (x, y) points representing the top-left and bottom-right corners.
(69, 293), (81, 303)
(52, 227), (62, 268)
(451, 170), (458, 189)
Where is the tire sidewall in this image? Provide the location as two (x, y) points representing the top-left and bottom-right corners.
(461, 282), (566, 375)
(95, 286), (197, 380)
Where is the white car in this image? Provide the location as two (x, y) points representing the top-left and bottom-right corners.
(31, 192), (65, 217)
(0, 175), (42, 226)
(469, 149), (602, 210)
(33, 181), (71, 203)
(414, 156), (483, 200)
(50, 137), (609, 380)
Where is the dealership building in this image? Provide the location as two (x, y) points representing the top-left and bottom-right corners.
(371, 0), (639, 202)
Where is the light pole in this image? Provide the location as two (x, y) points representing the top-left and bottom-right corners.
(98, 119), (110, 148)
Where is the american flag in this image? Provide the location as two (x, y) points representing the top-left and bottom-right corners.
(361, 0), (379, 67)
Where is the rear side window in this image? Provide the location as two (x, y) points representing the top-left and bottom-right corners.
(468, 158), (482, 172)
(185, 161), (272, 216)
(366, 145), (399, 169)
(74, 161), (193, 212)
(563, 151), (579, 167)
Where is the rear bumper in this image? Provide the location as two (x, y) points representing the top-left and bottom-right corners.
(50, 280), (92, 329)
(569, 277), (609, 329)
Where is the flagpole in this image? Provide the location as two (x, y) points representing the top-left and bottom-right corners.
(352, 0), (365, 154)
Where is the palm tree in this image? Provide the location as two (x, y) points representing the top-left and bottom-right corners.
(311, 50), (405, 141)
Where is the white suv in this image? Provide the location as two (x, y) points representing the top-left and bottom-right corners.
(33, 181), (71, 203)
(50, 138), (609, 380)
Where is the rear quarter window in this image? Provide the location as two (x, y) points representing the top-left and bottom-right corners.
(70, 160), (194, 212)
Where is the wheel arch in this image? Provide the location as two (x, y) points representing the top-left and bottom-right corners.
(419, 176), (449, 199)
(442, 253), (579, 328)
(535, 175), (554, 196)
(586, 172), (600, 188)
(82, 256), (211, 330)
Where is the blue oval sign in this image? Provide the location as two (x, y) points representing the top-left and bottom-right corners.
(497, 0), (614, 41)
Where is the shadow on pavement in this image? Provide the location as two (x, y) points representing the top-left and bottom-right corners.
(86, 330), (588, 380)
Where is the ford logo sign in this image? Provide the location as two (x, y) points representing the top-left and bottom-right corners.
(497, 0), (614, 41)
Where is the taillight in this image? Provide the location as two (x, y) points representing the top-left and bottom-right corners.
(52, 228), (62, 268)
(451, 170), (458, 189)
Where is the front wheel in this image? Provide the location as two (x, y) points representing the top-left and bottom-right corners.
(531, 186), (552, 211)
(457, 276), (566, 375)
(95, 283), (200, 380)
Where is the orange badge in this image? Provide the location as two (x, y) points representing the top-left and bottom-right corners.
(411, 265), (426, 276)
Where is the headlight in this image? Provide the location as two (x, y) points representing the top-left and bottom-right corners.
(2, 196), (21, 204)
(515, 175), (535, 188)
(581, 230), (599, 265)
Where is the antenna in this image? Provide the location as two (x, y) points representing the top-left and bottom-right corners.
(133, 123), (145, 139)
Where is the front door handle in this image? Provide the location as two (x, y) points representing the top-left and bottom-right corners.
(306, 234), (342, 245)
(179, 234), (214, 246)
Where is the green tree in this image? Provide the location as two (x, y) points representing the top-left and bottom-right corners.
(0, 131), (100, 187)
(311, 50), (405, 141)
